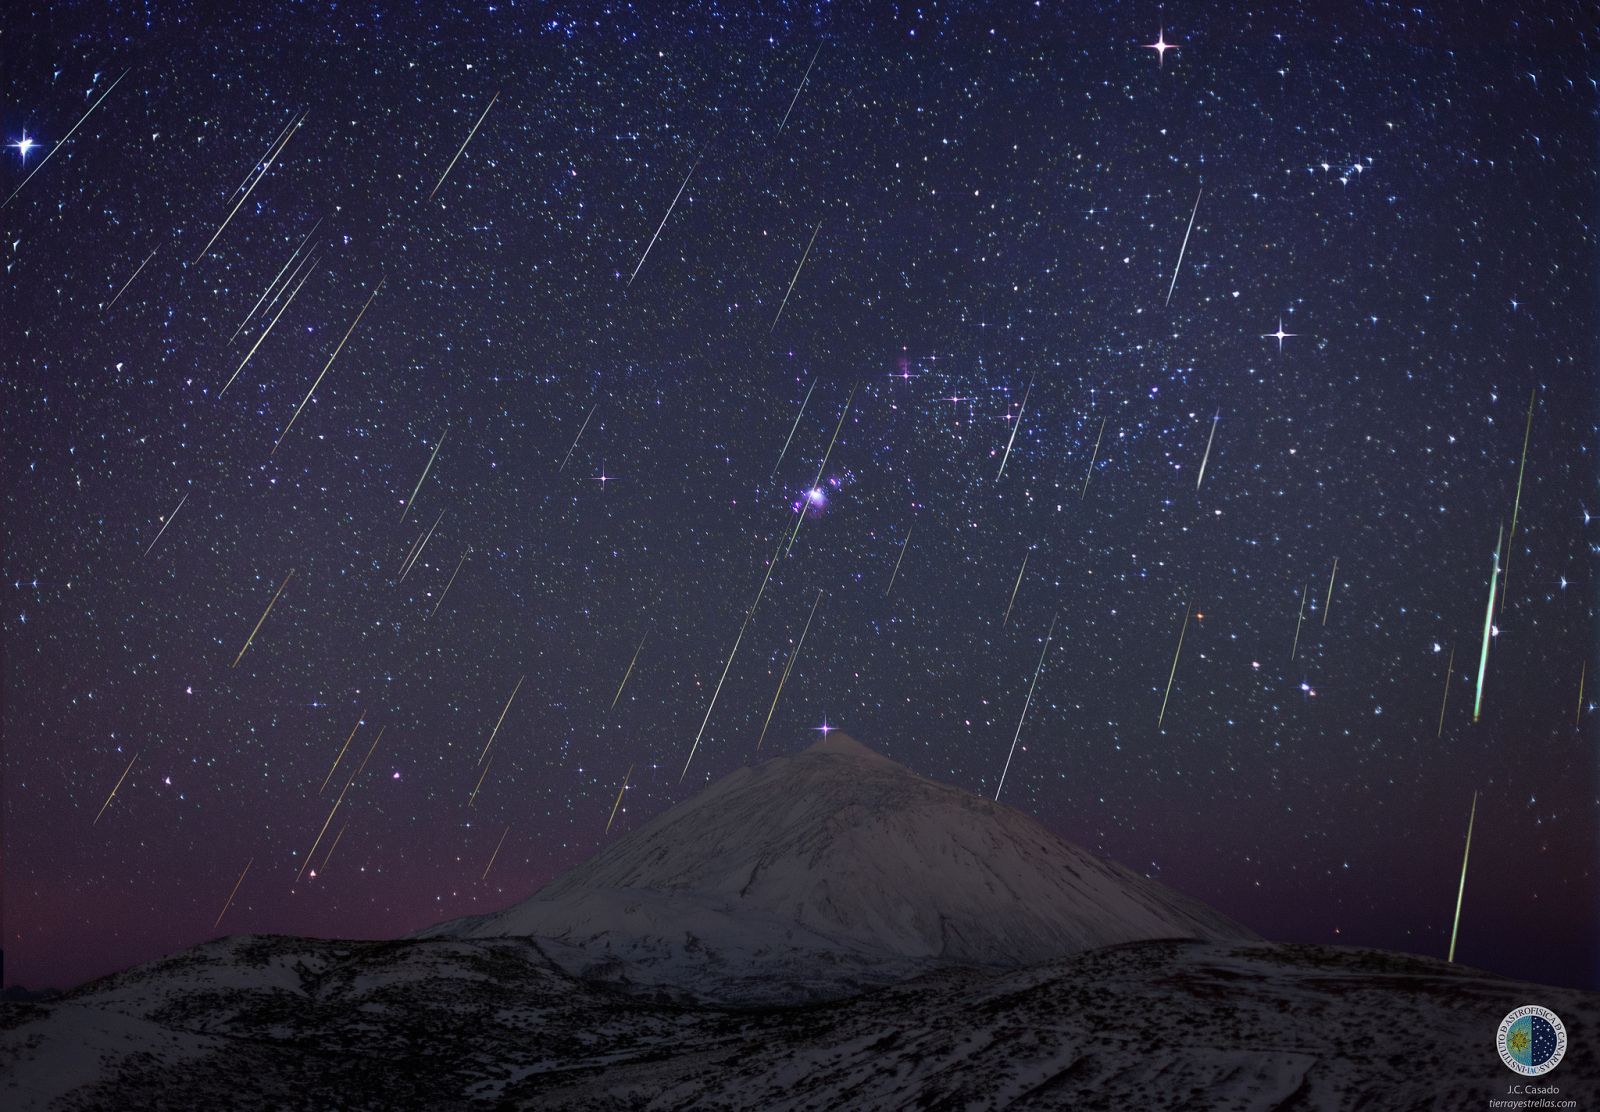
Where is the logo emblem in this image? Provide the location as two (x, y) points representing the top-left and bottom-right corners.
(1497, 1006), (1566, 1075)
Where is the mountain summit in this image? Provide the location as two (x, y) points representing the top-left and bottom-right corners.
(427, 734), (1252, 1001)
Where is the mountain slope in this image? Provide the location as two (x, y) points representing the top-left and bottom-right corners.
(424, 733), (1251, 1000)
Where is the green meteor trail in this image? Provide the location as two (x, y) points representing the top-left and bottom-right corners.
(1472, 527), (1502, 723)
(1447, 790), (1478, 963)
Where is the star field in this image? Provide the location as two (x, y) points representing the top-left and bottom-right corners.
(3, 2), (1596, 991)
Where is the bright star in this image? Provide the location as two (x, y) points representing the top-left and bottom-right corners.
(1262, 318), (1298, 351)
(1145, 28), (1177, 66)
(10, 132), (37, 162)
(815, 718), (835, 737)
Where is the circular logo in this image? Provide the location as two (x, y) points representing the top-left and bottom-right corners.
(1497, 1006), (1567, 1075)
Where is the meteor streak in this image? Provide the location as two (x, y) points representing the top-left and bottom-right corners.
(1436, 646), (1455, 738)
(214, 858), (253, 929)
(1501, 388), (1536, 609)
(1195, 410), (1218, 491)
(1447, 790), (1478, 962)
(771, 219), (822, 332)
(605, 765), (633, 834)
(273, 274), (385, 454)
(232, 569), (295, 668)
(429, 90), (500, 201)
(229, 218), (322, 342)
(787, 385), (854, 554)
(756, 588), (823, 751)
(1003, 549), (1029, 626)
(219, 251), (319, 397)
(319, 711), (364, 795)
(995, 613), (1057, 801)
(400, 424), (448, 521)
(611, 632), (648, 709)
(1322, 557), (1338, 626)
(995, 378), (1031, 481)
(194, 111), (305, 264)
(318, 823), (346, 874)
(1579, 662), (1587, 727)
(1289, 582), (1308, 661)
(628, 155), (701, 286)
(399, 510), (444, 582)
(885, 528), (913, 597)
(482, 825), (510, 880)
(429, 547), (469, 618)
(682, 610), (752, 783)
(776, 44), (822, 135)
(1472, 527), (1502, 723)
(479, 675), (525, 764)
(93, 752), (139, 825)
(1081, 416), (1106, 498)
(468, 753), (494, 808)
(1164, 187), (1202, 306)
(558, 403), (596, 472)
(104, 249), (156, 315)
(142, 491), (189, 557)
(3, 68), (129, 209)
(771, 378), (815, 478)
(1157, 603), (1191, 728)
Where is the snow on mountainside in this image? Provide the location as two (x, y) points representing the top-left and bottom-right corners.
(421, 733), (1251, 1001)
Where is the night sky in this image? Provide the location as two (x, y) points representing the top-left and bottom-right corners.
(4, 2), (1597, 994)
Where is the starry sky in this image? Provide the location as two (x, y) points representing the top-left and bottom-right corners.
(4, 2), (1597, 994)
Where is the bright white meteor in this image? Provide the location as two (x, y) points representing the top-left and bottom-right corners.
(628, 156), (701, 286)
(995, 613), (1057, 802)
(1165, 186), (1202, 306)
(771, 220), (822, 332)
(776, 44), (822, 136)
(995, 378), (1032, 481)
(1196, 410), (1219, 490)
(429, 90), (500, 201)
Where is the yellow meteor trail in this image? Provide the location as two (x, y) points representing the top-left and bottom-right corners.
(318, 823), (346, 874)
(1195, 410), (1218, 491)
(219, 252), (319, 397)
(559, 403), (597, 472)
(93, 752), (139, 825)
(353, 726), (385, 779)
(479, 675), (525, 764)
(104, 249), (157, 315)
(1081, 416), (1106, 499)
(1157, 603), (1191, 728)
(772, 378), (815, 478)
(273, 274), (386, 454)
(1447, 790), (1478, 963)
(429, 547), (469, 618)
(318, 711), (364, 795)
(3, 68), (129, 209)
(214, 858), (253, 929)
(400, 425), (449, 521)
(605, 765), (633, 834)
(611, 633), (649, 709)
(756, 588), (823, 751)
(468, 753), (494, 808)
(995, 378), (1031, 481)
(771, 219), (822, 333)
(429, 90), (500, 201)
(232, 569), (295, 668)
(297, 727), (382, 885)
(788, 385), (855, 554)
(885, 527), (913, 597)
(142, 491), (189, 557)
(1436, 647), (1455, 738)
(1501, 388), (1536, 610)
(194, 111), (305, 264)
(1578, 662), (1586, 727)
(1322, 558), (1338, 626)
(995, 613), (1058, 801)
(1290, 582), (1309, 661)
(1003, 549), (1029, 626)
(482, 825), (510, 880)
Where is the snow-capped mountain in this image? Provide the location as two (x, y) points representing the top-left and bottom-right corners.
(420, 733), (1252, 1001)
